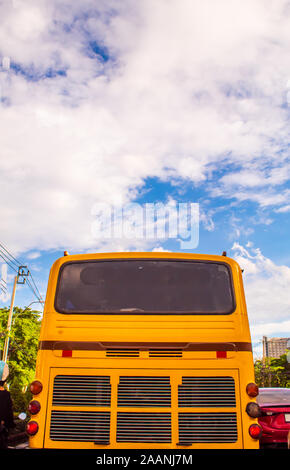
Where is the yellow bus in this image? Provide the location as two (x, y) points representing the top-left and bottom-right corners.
(27, 252), (262, 449)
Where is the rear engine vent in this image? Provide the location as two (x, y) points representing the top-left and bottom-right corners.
(118, 376), (171, 407)
(178, 376), (236, 408)
(117, 412), (171, 443)
(52, 375), (111, 407)
(50, 410), (110, 442)
(106, 349), (140, 357)
(149, 350), (183, 358)
(178, 412), (238, 444)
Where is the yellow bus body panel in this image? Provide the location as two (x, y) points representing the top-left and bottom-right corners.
(29, 252), (259, 449)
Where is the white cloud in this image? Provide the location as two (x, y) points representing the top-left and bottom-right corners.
(231, 243), (290, 353)
(25, 251), (41, 260)
(199, 209), (215, 232)
(275, 204), (290, 213)
(152, 246), (172, 252)
(1, 1), (290, 252)
(220, 171), (267, 188)
(251, 319), (290, 337)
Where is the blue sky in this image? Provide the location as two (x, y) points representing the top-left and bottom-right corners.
(0, 0), (290, 357)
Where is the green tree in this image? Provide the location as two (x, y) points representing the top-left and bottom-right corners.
(0, 307), (42, 412)
(255, 353), (290, 388)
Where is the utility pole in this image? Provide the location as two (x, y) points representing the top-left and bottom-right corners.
(2, 275), (18, 362)
(1, 266), (29, 363)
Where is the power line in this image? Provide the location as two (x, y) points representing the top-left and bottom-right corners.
(1, 243), (44, 362)
(0, 251), (18, 273)
(0, 243), (44, 304)
(27, 271), (44, 302)
(0, 278), (7, 294)
(0, 242), (23, 266)
(26, 277), (44, 304)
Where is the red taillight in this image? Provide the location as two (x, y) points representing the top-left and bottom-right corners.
(30, 380), (43, 395)
(26, 421), (39, 436)
(249, 424), (263, 439)
(246, 383), (259, 398)
(28, 400), (41, 415)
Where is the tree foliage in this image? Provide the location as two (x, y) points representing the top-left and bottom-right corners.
(254, 353), (290, 388)
(0, 307), (41, 412)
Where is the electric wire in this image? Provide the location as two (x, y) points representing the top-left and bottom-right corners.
(0, 243), (42, 299)
(0, 252), (19, 273)
(0, 243), (44, 305)
(0, 279), (7, 293)
(1, 247), (44, 302)
(0, 242), (23, 266)
(27, 271), (44, 302)
(26, 278), (44, 304)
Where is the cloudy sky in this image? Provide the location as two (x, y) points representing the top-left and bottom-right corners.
(0, 0), (290, 357)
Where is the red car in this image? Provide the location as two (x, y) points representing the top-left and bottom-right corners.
(257, 388), (290, 448)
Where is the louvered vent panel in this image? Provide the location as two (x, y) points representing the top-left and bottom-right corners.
(117, 413), (171, 443)
(178, 413), (238, 443)
(50, 410), (110, 443)
(52, 375), (111, 406)
(118, 376), (171, 407)
(149, 350), (183, 357)
(178, 376), (236, 407)
(106, 349), (140, 357)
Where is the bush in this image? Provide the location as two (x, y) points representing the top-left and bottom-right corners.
(0, 307), (41, 413)
(255, 353), (290, 388)
(9, 383), (33, 414)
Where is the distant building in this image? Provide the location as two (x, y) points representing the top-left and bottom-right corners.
(263, 336), (290, 359)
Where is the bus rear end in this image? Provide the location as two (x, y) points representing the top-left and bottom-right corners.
(27, 253), (261, 449)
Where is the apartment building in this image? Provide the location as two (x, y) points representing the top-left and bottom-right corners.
(263, 336), (290, 359)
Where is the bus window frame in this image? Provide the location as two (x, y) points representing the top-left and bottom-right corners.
(53, 258), (237, 316)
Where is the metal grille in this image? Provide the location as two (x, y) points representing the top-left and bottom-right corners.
(52, 375), (111, 406)
(106, 349), (140, 357)
(50, 410), (110, 443)
(149, 350), (183, 357)
(49, 373), (239, 445)
(117, 413), (171, 443)
(118, 376), (171, 407)
(178, 376), (236, 407)
(178, 413), (238, 443)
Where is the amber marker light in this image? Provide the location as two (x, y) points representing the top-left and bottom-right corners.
(30, 380), (43, 395)
(246, 383), (259, 398)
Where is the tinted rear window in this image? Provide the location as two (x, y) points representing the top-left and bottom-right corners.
(55, 259), (235, 314)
